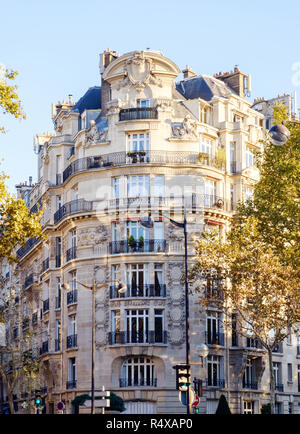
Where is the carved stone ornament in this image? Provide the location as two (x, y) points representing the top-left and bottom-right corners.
(171, 114), (198, 139)
(85, 120), (108, 145)
(169, 328), (184, 346)
(118, 51), (163, 92)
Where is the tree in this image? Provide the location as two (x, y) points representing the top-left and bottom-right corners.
(0, 171), (44, 263)
(0, 286), (42, 414)
(0, 66), (26, 134)
(189, 217), (300, 414)
(238, 104), (300, 269)
(215, 394), (231, 415)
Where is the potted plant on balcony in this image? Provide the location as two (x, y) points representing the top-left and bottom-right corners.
(128, 235), (136, 251)
(137, 150), (146, 162)
(127, 151), (138, 163)
(138, 235), (144, 251)
(198, 152), (209, 164)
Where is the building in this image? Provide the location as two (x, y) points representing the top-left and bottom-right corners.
(1, 49), (300, 414)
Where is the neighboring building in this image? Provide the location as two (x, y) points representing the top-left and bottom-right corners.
(1, 49), (300, 415)
(251, 92), (297, 130)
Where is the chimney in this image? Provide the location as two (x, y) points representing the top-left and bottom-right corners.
(99, 48), (120, 116)
(215, 67), (251, 98)
(182, 65), (195, 79)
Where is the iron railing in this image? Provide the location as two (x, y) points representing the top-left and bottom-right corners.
(109, 239), (167, 254)
(242, 380), (258, 390)
(62, 150), (226, 183)
(110, 284), (166, 299)
(67, 290), (78, 305)
(66, 334), (77, 349)
(207, 378), (225, 388)
(205, 331), (225, 346)
(54, 199), (93, 224)
(66, 380), (77, 389)
(41, 257), (49, 274)
(17, 237), (40, 259)
(109, 330), (167, 345)
(66, 246), (77, 262)
(119, 107), (158, 121)
(43, 299), (50, 313)
(119, 378), (157, 388)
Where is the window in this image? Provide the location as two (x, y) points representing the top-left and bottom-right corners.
(112, 222), (120, 242)
(245, 187), (254, 201)
(136, 99), (150, 108)
(113, 177), (120, 199)
(154, 309), (164, 343)
(230, 184), (235, 211)
(288, 363), (293, 383)
(127, 220), (149, 243)
(231, 314), (238, 346)
(154, 263), (164, 296)
(201, 137), (213, 156)
(68, 357), (76, 388)
(56, 195), (62, 210)
(69, 229), (77, 249)
(56, 155), (62, 184)
(206, 311), (223, 345)
(55, 277), (61, 308)
(243, 401), (254, 414)
(121, 357), (156, 387)
(245, 146), (254, 168)
(126, 309), (149, 344)
(111, 310), (120, 334)
(243, 358), (257, 389)
(69, 270), (77, 291)
(127, 175), (150, 198)
(126, 264), (149, 296)
(55, 320), (61, 351)
(127, 133), (150, 154)
(153, 175), (164, 197)
(204, 180), (217, 206)
(298, 365), (300, 392)
(207, 355), (224, 387)
(56, 237), (61, 267)
(230, 142), (236, 172)
(273, 362), (282, 389)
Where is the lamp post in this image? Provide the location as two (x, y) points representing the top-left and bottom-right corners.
(140, 210), (191, 414)
(61, 279), (126, 414)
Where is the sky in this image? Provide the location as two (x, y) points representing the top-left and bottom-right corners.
(1, 0), (300, 193)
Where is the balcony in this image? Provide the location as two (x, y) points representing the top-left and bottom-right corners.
(66, 380), (77, 390)
(43, 299), (50, 313)
(110, 283), (166, 299)
(41, 257), (49, 274)
(17, 237), (40, 260)
(108, 330), (167, 345)
(242, 380), (258, 390)
(23, 273), (37, 290)
(119, 378), (157, 388)
(109, 239), (167, 254)
(40, 341), (49, 355)
(207, 378), (225, 388)
(205, 331), (224, 346)
(66, 334), (77, 349)
(62, 150), (226, 184)
(119, 107), (158, 121)
(67, 290), (78, 305)
(66, 246), (77, 262)
(54, 199), (93, 224)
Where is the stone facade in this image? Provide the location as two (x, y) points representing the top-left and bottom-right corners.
(1, 49), (300, 415)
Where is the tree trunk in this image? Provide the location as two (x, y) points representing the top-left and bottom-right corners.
(267, 348), (275, 414)
(0, 371), (14, 414)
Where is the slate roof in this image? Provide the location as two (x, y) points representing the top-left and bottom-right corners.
(72, 86), (101, 114)
(176, 74), (236, 102)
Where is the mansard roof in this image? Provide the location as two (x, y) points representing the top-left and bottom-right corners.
(176, 74), (236, 102)
(72, 86), (101, 114)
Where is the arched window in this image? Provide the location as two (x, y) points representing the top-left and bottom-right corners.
(120, 357), (157, 387)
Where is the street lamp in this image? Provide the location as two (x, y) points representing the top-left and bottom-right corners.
(61, 279), (126, 414)
(268, 122), (290, 146)
(140, 210), (191, 414)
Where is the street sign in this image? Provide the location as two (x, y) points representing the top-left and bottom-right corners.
(192, 395), (200, 407)
(179, 388), (195, 406)
(57, 401), (64, 410)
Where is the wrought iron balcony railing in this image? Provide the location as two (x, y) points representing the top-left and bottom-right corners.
(66, 380), (77, 389)
(108, 330), (167, 345)
(110, 284), (166, 299)
(119, 107), (158, 121)
(17, 237), (40, 259)
(43, 299), (50, 313)
(207, 378), (225, 388)
(24, 273), (36, 290)
(66, 334), (78, 349)
(67, 289), (78, 305)
(41, 257), (49, 274)
(119, 378), (157, 388)
(54, 199), (93, 224)
(242, 380), (258, 390)
(246, 337), (263, 349)
(109, 239), (167, 254)
(66, 246), (77, 262)
(205, 331), (225, 346)
(62, 150), (226, 184)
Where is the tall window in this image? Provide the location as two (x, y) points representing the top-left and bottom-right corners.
(154, 263), (163, 296)
(207, 355), (223, 387)
(121, 357), (156, 387)
(245, 187), (254, 201)
(201, 137), (213, 156)
(126, 264), (149, 296)
(288, 363), (293, 383)
(154, 309), (164, 343)
(243, 401), (254, 414)
(127, 175), (150, 198)
(126, 309), (149, 344)
(153, 175), (164, 197)
(273, 362), (282, 388)
(204, 180), (217, 206)
(69, 270), (77, 291)
(56, 155), (62, 184)
(245, 146), (254, 168)
(56, 237), (61, 267)
(69, 229), (77, 249)
(230, 142), (236, 172)
(55, 320), (61, 351)
(126, 221), (149, 243)
(127, 133), (150, 155)
(68, 357), (76, 387)
(113, 177), (120, 199)
(243, 358), (256, 388)
(56, 277), (61, 309)
(206, 311), (223, 345)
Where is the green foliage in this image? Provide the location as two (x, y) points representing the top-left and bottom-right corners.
(72, 392), (126, 413)
(128, 234), (136, 247)
(272, 102), (289, 125)
(0, 67), (26, 133)
(0, 171), (44, 262)
(215, 394), (231, 415)
(261, 403), (271, 414)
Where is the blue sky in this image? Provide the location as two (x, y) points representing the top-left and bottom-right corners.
(1, 0), (299, 193)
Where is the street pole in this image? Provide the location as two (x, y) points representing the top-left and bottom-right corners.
(91, 281), (95, 415)
(183, 209), (190, 415)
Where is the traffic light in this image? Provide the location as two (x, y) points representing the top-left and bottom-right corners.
(35, 391), (42, 408)
(173, 364), (191, 392)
